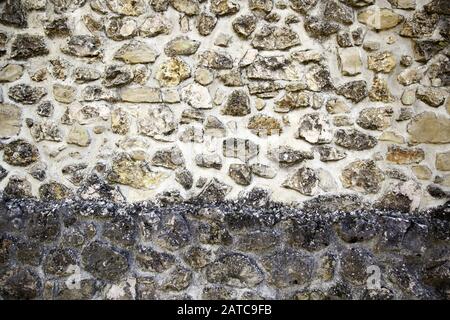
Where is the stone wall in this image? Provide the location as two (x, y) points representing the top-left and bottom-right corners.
(0, 0), (449, 300)
(0, 195), (449, 300)
(0, 0), (448, 208)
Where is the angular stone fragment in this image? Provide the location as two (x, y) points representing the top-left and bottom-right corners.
(82, 85), (120, 102)
(315, 145), (346, 162)
(151, 145), (184, 169)
(3, 139), (39, 166)
(8, 84), (46, 105)
(324, 0), (354, 25)
(229, 164), (252, 186)
(296, 113), (333, 144)
(120, 87), (161, 103)
(4, 175), (33, 198)
(105, 17), (137, 41)
(368, 51), (396, 73)
(0, 64), (24, 82)
(43, 16), (71, 38)
(82, 241), (129, 282)
(283, 167), (319, 196)
(357, 107), (393, 131)
(67, 123), (91, 147)
(400, 11), (438, 38)
(164, 36), (200, 56)
(336, 80), (368, 103)
(335, 129), (377, 150)
(413, 39), (447, 63)
(223, 138), (259, 162)
(30, 120), (62, 142)
(61, 35), (102, 58)
(247, 115), (282, 136)
(102, 65), (134, 88)
(407, 112), (450, 144)
(199, 50), (233, 70)
(155, 57), (190, 87)
(53, 84), (76, 104)
(210, 0), (240, 16)
(357, 7), (403, 30)
(222, 90), (251, 116)
(11, 34), (49, 60)
(206, 253), (263, 288)
(39, 181), (73, 201)
(198, 178), (232, 202)
(369, 74), (395, 102)
(195, 153), (223, 170)
(0, 0), (27, 28)
(268, 145), (314, 167)
(107, 153), (167, 189)
(196, 12), (217, 36)
(341, 160), (384, 193)
(114, 41), (158, 64)
(436, 151), (450, 171)
(416, 87), (446, 108)
(170, 0), (200, 15)
(251, 25), (301, 50)
(232, 15), (257, 38)
(338, 47), (362, 76)
(0, 104), (21, 138)
(73, 67), (101, 83)
(106, 0), (146, 16)
(386, 145), (425, 164)
(140, 14), (172, 37)
(111, 108), (130, 135)
(138, 105), (177, 141)
(304, 15), (340, 38)
(181, 83), (212, 109)
(250, 163), (277, 179)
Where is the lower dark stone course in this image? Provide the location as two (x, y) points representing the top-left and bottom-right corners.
(0, 193), (449, 300)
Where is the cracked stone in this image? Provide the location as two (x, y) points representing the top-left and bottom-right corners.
(151, 145), (185, 170)
(357, 107), (394, 131)
(283, 167), (319, 196)
(335, 129), (377, 150)
(138, 105), (177, 141)
(61, 35), (102, 58)
(114, 41), (158, 64)
(341, 160), (384, 193)
(229, 164), (252, 186)
(252, 24), (301, 50)
(222, 90), (251, 116)
(357, 7), (403, 30)
(296, 113), (333, 144)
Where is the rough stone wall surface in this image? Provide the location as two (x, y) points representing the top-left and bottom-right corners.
(0, 0), (448, 209)
(0, 0), (449, 300)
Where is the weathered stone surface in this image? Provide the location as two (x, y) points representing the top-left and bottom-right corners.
(199, 50), (233, 69)
(335, 129), (377, 150)
(81, 241), (129, 281)
(336, 80), (368, 103)
(121, 87), (161, 103)
(8, 35), (47, 60)
(386, 145), (425, 164)
(247, 115), (282, 136)
(0, 64), (24, 83)
(316, 145), (346, 162)
(369, 74), (395, 102)
(105, 17), (138, 41)
(268, 145), (314, 167)
(43, 16), (71, 38)
(0, 103), (21, 139)
(3, 139), (39, 166)
(151, 145), (185, 169)
(4, 175), (33, 198)
(206, 254), (263, 288)
(30, 120), (62, 142)
(282, 167), (319, 196)
(140, 14), (172, 37)
(223, 138), (259, 162)
(170, 0), (200, 16)
(252, 25), (300, 50)
(357, 107), (393, 131)
(229, 164), (252, 186)
(341, 160), (384, 193)
(338, 47), (362, 76)
(165, 36), (200, 56)
(181, 83), (212, 109)
(210, 0), (240, 16)
(195, 153), (223, 170)
(222, 90), (251, 116)
(196, 12), (217, 36)
(368, 51), (396, 73)
(114, 41), (158, 64)
(8, 84), (46, 105)
(61, 35), (102, 58)
(416, 87), (446, 108)
(138, 105), (176, 141)
(67, 123), (91, 147)
(106, 0), (146, 16)
(436, 151), (450, 171)
(0, 0), (27, 28)
(358, 7), (403, 30)
(407, 112), (450, 144)
(155, 57), (190, 87)
(296, 113), (333, 144)
(304, 15), (340, 38)
(232, 15), (257, 38)
(107, 153), (167, 189)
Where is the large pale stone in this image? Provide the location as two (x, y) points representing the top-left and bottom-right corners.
(407, 112), (450, 144)
(155, 57), (191, 87)
(181, 83), (212, 109)
(386, 145), (425, 164)
(0, 103), (22, 138)
(357, 7), (403, 30)
(120, 87), (161, 103)
(106, 0), (146, 16)
(436, 151), (450, 171)
(338, 47), (362, 76)
(0, 64), (24, 82)
(114, 41), (158, 64)
(53, 84), (76, 104)
(67, 123), (91, 147)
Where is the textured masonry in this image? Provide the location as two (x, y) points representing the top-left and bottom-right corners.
(0, 0), (449, 300)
